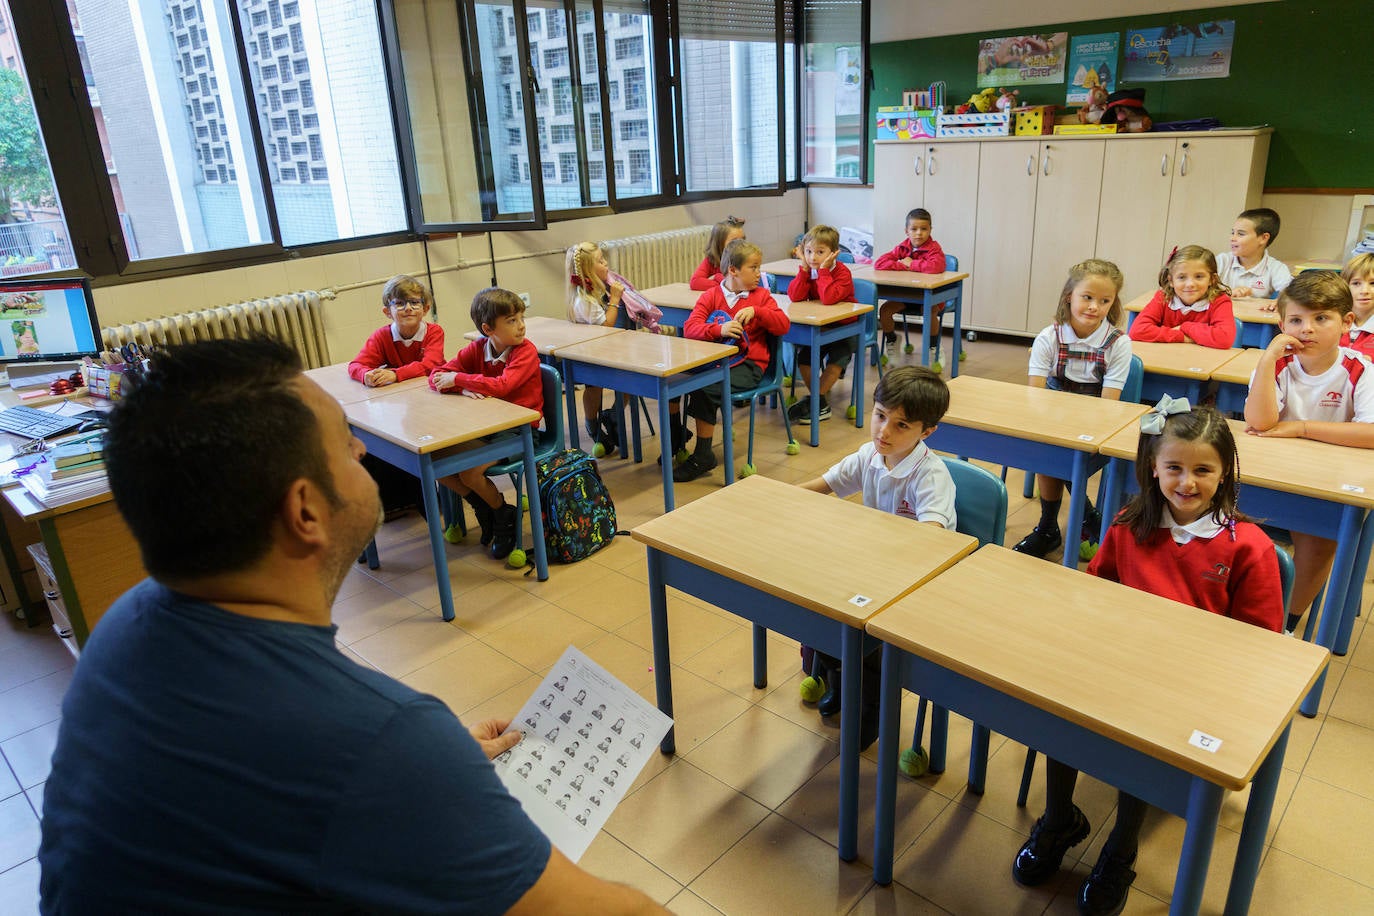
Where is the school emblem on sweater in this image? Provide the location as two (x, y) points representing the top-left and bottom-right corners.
(1203, 562), (1230, 584)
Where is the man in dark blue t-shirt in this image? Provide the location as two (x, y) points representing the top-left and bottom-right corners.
(38, 337), (662, 915)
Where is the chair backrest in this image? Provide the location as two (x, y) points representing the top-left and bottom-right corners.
(939, 457), (1007, 547)
(732, 331), (785, 401)
(837, 251), (855, 264)
(1120, 354), (1144, 404)
(853, 277), (877, 306)
(537, 363), (565, 452)
(1233, 316), (1244, 348)
(944, 254), (958, 271)
(1274, 542), (1295, 614)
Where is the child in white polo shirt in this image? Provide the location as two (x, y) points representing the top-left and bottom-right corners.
(1215, 207), (1293, 305)
(795, 365), (956, 749)
(1245, 271), (1374, 633)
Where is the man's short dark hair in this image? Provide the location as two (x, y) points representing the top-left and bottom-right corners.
(470, 287), (526, 331)
(106, 336), (338, 580)
(873, 365), (948, 428)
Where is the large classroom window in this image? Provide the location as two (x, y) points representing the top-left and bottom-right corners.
(801, 0), (867, 183)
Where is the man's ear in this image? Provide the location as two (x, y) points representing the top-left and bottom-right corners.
(279, 477), (329, 551)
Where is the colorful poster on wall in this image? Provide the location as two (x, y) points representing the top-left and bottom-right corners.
(976, 32), (1069, 89)
(1066, 33), (1119, 104)
(1123, 21), (1234, 82)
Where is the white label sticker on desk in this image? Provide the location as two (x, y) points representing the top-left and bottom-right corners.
(1341, 484), (1365, 494)
(418, 435), (433, 442)
(653, 362), (666, 368)
(1188, 730), (1222, 753)
(1077, 434), (1094, 442)
(849, 595), (872, 608)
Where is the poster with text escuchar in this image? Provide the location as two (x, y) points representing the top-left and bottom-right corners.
(1123, 21), (1235, 82)
(492, 645), (673, 862)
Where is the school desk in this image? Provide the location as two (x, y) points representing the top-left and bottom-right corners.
(1096, 418), (1374, 716)
(848, 265), (970, 377)
(867, 544), (1329, 914)
(1128, 340), (1243, 405)
(1211, 347), (1265, 415)
(636, 282), (696, 328)
(462, 316), (626, 454)
(556, 332), (739, 512)
(1125, 292), (1278, 348)
(342, 385), (550, 621)
(303, 362), (429, 406)
(926, 375), (1149, 569)
(631, 475), (977, 861)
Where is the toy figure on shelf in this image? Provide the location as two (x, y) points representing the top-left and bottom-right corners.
(996, 88), (1020, 112)
(1103, 89), (1152, 132)
(1077, 86), (1109, 124)
(956, 88), (998, 114)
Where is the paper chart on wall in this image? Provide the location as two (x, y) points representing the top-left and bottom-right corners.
(492, 645), (673, 863)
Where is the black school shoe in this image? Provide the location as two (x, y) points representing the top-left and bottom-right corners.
(672, 452), (716, 482)
(1078, 848), (1137, 916)
(1013, 524), (1062, 559)
(489, 504), (519, 559)
(1012, 805), (1090, 887)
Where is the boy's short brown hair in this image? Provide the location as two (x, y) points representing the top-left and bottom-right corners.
(382, 274), (432, 310)
(1238, 208), (1281, 246)
(803, 225), (840, 252)
(722, 238), (762, 272)
(1277, 270), (1353, 318)
(470, 287), (526, 331)
(873, 365), (948, 429)
(1342, 253), (1374, 284)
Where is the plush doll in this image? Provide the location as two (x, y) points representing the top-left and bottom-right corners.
(1103, 89), (1152, 132)
(995, 88), (1019, 112)
(956, 88), (999, 114)
(1077, 86), (1109, 124)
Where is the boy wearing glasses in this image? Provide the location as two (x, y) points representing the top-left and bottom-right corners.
(348, 275), (447, 387)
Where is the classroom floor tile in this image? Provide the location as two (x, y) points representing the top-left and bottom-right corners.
(4, 333), (1372, 913)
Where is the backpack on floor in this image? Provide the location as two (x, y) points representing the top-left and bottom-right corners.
(537, 449), (619, 563)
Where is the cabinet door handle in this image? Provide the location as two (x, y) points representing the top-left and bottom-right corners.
(913, 155), (921, 176)
(1026, 155), (1034, 176)
(1179, 143), (1190, 177)
(1042, 153), (1052, 176)
(927, 153), (936, 175)
(1160, 154), (1168, 177)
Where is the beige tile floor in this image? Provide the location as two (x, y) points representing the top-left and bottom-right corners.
(1, 335), (1372, 914)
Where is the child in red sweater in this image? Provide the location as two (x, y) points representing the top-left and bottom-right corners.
(429, 288), (542, 559)
(1012, 402), (1282, 916)
(675, 239), (790, 482)
(786, 224), (856, 424)
(688, 216), (747, 291)
(1128, 245), (1236, 348)
(348, 275), (446, 387)
(873, 208), (947, 362)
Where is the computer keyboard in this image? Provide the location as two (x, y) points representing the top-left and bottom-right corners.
(0, 405), (83, 440)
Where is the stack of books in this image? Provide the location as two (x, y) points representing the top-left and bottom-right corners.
(21, 434), (107, 506)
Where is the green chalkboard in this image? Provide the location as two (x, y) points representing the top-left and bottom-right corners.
(870, 0), (1371, 189)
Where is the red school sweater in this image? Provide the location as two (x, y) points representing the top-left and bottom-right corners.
(787, 262), (856, 306)
(347, 324), (447, 383)
(689, 255), (724, 291)
(873, 238), (946, 274)
(428, 338), (542, 426)
(1128, 290), (1236, 349)
(683, 286), (790, 371)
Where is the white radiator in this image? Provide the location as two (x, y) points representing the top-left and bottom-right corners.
(101, 290), (333, 370)
(600, 226), (711, 290)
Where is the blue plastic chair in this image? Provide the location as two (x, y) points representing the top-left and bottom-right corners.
(734, 334), (796, 474)
(899, 458), (1008, 778)
(1008, 354), (1144, 500)
(481, 364), (565, 553)
(1014, 540), (1297, 806)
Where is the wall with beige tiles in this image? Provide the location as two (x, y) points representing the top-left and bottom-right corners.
(91, 190), (806, 366)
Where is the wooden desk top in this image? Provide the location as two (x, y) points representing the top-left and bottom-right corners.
(1212, 347), (1264, 386)
(304, 363), (428, 406)
(555, 328), (738, 377)
(867, 544), (1329, 790)
(849, 265), (970, 289)
(1124, 292), (1279, 326)
(632, 475), (977, 626)
(762, 258), (803, 276)
(1129, 341), (1243, 379)
(942, 375), (1149, 452)
(463, 316), (625, 355)
(640, 283), (700, 311)
(343, 385), (538, 455)
(1099, 417), (1374, 509)
(638, 284), (868, 327)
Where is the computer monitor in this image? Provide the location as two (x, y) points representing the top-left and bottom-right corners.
(0, 277), (102, 388)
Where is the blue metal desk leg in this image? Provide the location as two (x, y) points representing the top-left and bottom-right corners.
(967, 724), (990, 795)
(658, 382), (677, 513)
(1100, 457), (1127, 542)
(921, 299), (933, 368)
(520, 426), (549, 581)
(950, 293), (962, 379)
(837, 626), (861, 861)
(929, 705), (948, 774)
(1302, 506), (1363, 715)
(647, 548), (675, 755)
(752, 624), (767, 689)
(1333, 509), (1374, 654)
(1061, 452), (1089, 569)
(418, 457), (456, 621)
(808, 337), (822, 448)
(1224, 725), (1289, 916)
(873, 643), (903, 885)
(1171, 779), (1224, 915)
(853, 327), (866, 429)
(562, 359), (580, 452)
(721, 368), (736, 486)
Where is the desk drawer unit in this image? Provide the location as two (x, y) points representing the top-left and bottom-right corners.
(27, 542), (77, 654)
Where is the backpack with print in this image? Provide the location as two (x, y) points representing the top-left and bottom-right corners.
(536, 449), (619, 563)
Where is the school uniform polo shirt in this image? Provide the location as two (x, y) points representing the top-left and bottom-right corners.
(1215, 252), (1293, 299)
(1251, 347), (1374, 423)
(822, 439), (956, 529)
